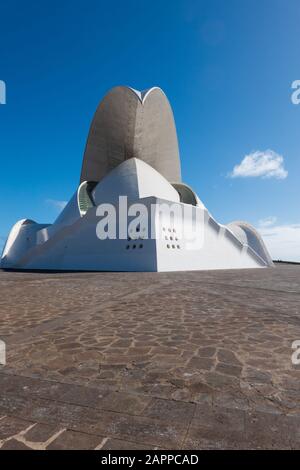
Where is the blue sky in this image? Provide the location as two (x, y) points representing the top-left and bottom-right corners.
(0, 0), (300, 260)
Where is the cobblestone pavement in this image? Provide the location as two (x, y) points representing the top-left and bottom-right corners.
(0, 265), (300, 449)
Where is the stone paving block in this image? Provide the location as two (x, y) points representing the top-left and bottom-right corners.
(142, 398), (195, 425)
(188, 357), (215, 371)
(183, 429), (248, 450)
(1, 439), (31, 450)
(101, 438), (154, 450)
(99, 391), (152, 415)
(86, 412), (187, 448)
(196, 347), (216, 358)
(215, 363), (243, 377)
(23, 423), (62, 442)
(60, 384), (108, 408)
(0, 393), (96, 430)
(47, 430), (104, 450)
(213, 392), (250, 411)
(244, 410), (300, 449)
(217, 348), (242, 365)
(192, 404), (245, 433)
(0, 416), (33, 440)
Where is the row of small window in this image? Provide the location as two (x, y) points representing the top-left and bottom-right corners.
(162, 227), (177, 233)
(164, 235), (179, 242)
(126, 242), (180, 250)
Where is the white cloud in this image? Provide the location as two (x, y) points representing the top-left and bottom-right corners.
(257, 219), (300, 262)
(229, 150), (288, 179)
(45, 199), (67, 211)
(258, 216), (278, 228)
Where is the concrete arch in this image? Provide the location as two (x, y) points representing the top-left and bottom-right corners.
(172, 182), (199, 206)
(227, 221), (274, 267)
(80, 86), (181, 184)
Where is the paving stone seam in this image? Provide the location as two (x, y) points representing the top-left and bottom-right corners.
(180, 396), (197, 448)
(0, 408), (180, 449)
(0, 384), (201, 420)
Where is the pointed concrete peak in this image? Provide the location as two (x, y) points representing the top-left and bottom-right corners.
(127, 86), (163, 104)
(128, 87), (142, 102)
(116, 156), (166, 175)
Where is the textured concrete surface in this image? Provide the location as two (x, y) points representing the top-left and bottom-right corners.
(81, 86), (181, 184)
(0, 265), (300, 449)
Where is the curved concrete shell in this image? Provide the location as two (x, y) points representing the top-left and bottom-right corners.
(0, 158), (272, 271)
(80, 86), (182, 184)
(227, 221), (274, 267)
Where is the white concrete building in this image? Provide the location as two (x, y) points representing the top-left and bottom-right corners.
(1, 86), (273, 271)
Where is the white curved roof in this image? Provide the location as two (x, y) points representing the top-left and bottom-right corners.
(92, 157), (180, 206)
(80, 86), (182, 184)
(171, 182), (206, 209)
(227, 221), (274, 266)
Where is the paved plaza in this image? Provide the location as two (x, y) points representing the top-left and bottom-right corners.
(0, 265), (300, 449)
